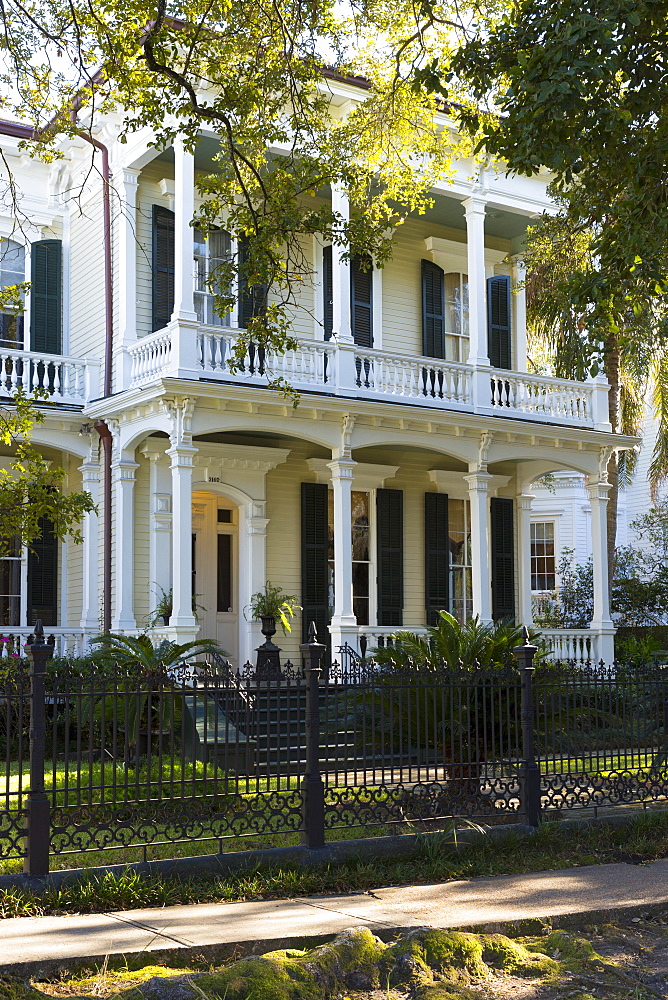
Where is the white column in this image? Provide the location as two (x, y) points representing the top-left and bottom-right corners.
(327, 457), (357, 651)
(511, 255), (527, 373)
(168, 444), (198, 630)
(464, 471), (493, 624)
(111, 455), (138, 631)
(464, 197), (489, 367)
(119, 167), (140, 342)
(239, 502), (269, 666)
(517, 492), (535, 628)
(78, 456), (101, 632)
(587, 480), (615, 662)
(172, 138), (197, 323)
(331, 185), (352, 343)
(141, 447), (172, 611)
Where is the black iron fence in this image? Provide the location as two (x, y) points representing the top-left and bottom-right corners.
(2, 625), (668, 877)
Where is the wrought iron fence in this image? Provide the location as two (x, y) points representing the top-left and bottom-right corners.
(2, 624), (668, 877)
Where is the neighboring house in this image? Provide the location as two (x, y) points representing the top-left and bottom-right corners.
(0, 83), (634, 667)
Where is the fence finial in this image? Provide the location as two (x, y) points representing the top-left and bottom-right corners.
(308, 621), (317, 643)
(33, 619), (45, 645)
(522, 624), (530, 643)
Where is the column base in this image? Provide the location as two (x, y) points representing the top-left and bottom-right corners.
(590, 623), (616, 665)
(111, 618), (137, 633)
(329, 618), (359, 658)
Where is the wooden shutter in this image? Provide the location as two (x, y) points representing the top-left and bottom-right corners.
(27, 518), (58, 627)
(487, 275), (511, 369)
(30, 240), (62, 354)
(323, 244), (333, 340)
(424, 492), (449, 625)
(301, 482), (330, 647)
(377, 488), (403, 627)
(421, 259), (445, 359)
(238, 236), (268, 327)
(491, 497), (515, 622)
(351, 253), (373, 347)
(152, 205), (175, 331)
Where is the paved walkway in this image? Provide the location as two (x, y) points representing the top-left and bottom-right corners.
(3, 859), (668, 975)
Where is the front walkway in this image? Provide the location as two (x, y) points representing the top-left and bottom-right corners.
(3, 858), (668, 974)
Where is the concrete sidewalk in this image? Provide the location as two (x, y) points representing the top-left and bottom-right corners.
(3, 859), (668, 975)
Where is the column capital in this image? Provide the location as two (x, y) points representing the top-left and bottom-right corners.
(112, 458), (139, 480)
(327, 457), (357, 480)
(462, 195), (487, 217)
(120, 166), (140, 188)
(464, 471), (493, 492)
(167, 444), (198, 468)
(517, 492), (535, 511)
(586, 480), (612, 502)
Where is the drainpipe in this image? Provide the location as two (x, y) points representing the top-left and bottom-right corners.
(0, 116), (115, 631)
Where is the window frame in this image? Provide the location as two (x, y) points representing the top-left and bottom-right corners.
(530, 519), (557, 593)
(193, 227), (235, 329)
(327, 487), (378, 627)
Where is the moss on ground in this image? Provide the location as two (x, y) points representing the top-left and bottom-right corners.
(480, 932), (557, 976)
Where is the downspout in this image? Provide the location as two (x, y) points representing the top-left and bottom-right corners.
(0, 117), (114, 631)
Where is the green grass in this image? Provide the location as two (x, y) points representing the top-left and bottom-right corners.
(2, 810), (668, 918)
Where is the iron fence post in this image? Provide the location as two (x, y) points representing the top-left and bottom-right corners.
(300, 622), (326, 849)
(24, 620), (51, 877)
(514, 627), (541, 828)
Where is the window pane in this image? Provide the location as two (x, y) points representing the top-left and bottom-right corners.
(531, 521), (556, 591)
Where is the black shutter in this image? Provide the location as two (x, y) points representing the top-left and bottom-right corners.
(152, 205), (175, 331)
(27, 518), (58, 627)
(424, 492), (449, 625)
(238, 236), (268, 327)
(377, 488), (403, 627)
(301, 482), (330, 648)
(421, 259), (445, 359)
(351, 253), (373, 347)
(487, 275), (511, 369)
(30, 240), (62, 354)
(491, 497), (515, 622)
(323, 244), (333, 340)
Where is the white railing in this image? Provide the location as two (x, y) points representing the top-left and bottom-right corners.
(128, 328), (173, 386)
(124, 324), (607, 431)
(0, 348), (99, 405)
(540, 628), (604, 663)
(0, 627), (96, 659)
(198, 328), (336, 387)
(490, 370), (594, 427)
(354, 348), (472, 407)
(349, 625), (430, 658)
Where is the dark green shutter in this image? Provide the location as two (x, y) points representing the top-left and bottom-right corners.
(301, 482), (330, 647)
(421, 259), (445, 359)
(351, 253), (373, 347)
(27, 518), (58, 627)
(152, 205), (175, 331)
(323, 244), (333, 340)
(238, 236), (268, 327)
(30, 240), (62, 354)
(487, 275), (511, 369)
(424, 492), (449, 625)
(491, 497), (515, 622)
(377, 488), (403, 627)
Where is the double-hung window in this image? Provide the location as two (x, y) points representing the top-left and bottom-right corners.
(0, 241), (25, 349)
(327, 489), (373, 626)
(444, 272), (469, 362)
(531, 521), (556, 591)
(448, 498), (473, 623)
(193, 228), (232, 327)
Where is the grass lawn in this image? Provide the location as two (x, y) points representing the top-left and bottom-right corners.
(1, 809), (668, 918)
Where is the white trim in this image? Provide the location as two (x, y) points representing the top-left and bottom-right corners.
(307, 458), (398, 490)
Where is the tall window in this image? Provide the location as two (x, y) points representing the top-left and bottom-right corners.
(531, 521), (556, 591)
(0, 241), (25, 349)
(327, 489), (372, 625)
(444, 272), (469, 362)
(449, 498), (472, 623)
(0, 537), (21, 627)
(193, 228), (232, 327)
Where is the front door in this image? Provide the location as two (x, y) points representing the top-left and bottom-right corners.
(192, 492), (238, 665)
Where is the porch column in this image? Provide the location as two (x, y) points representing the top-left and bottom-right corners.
(327, 456), (357, 652)
(111, 454), (138, 631)
(331, 185), (352, 343)
(115, 166), (140, 391)
(240, 503), (269, 667)
(168, 444), (198, 631)
(511, 255), (527, 373)
(464, 471), (493, 624)
(587, 479), (615, 663)
(463, 196), (489, 367)
(517, 492), (535, 627)
(140, 444), (172, 613)
(172, 137), (197, 323)
(78, 455), (101, 632)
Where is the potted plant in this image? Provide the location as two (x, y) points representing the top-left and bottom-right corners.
(246, 583), (301, 635)
(149, 586), (206, 627)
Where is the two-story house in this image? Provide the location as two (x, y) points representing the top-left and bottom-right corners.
(0, 78), (634, 667)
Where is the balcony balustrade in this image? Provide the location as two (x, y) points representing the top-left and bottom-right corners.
(0, 347), (100, 406)
(125, 324), (610, 431)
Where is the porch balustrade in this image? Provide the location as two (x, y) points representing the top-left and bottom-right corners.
(0, 627), (96, 659)
(0, 347), (99, 405)
(124, 324), (608, 431)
